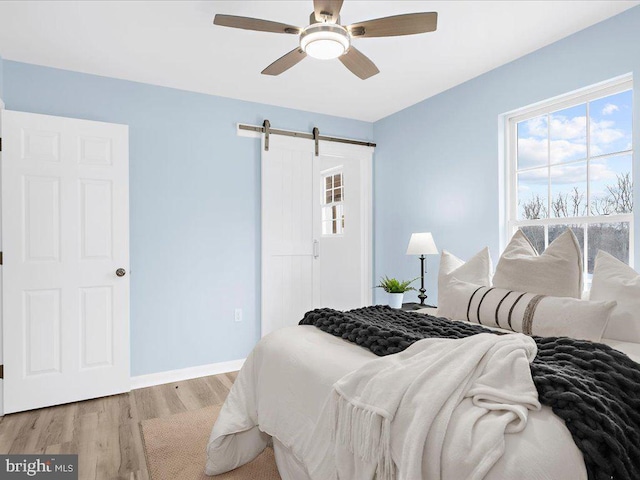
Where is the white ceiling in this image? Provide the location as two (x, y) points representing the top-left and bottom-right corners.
(0, 1), (637, 122)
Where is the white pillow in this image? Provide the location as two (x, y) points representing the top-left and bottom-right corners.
(439, 279), (614, 342)
(493, 229), (583, 298)
(590, 251), (640, 343)
(437, 247), (492, 307)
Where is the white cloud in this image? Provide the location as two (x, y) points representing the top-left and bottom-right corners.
(519, 167), (548, 185)
(602, 103), (619, 115)
(590, 119), (625, 153)
(520, 114), (628, 163)
(549, 114), (586, 140)
(522, 116), (547, 138)
(550, 139), (586, 163)
(517, 137), (547, 168)
(589, 164), (618, 184)
(549, 164), (586, 185)
(519, 158), (621, 188)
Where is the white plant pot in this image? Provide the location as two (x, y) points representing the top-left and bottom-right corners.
(388, 293), (404, 309)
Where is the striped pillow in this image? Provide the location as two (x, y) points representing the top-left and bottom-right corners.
(438, 279), (615, 342)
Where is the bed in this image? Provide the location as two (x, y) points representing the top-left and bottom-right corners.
(206, 233), (640, 480)
(204, 308), (640, 480)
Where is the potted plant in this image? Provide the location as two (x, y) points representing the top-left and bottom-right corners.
(375, 276), (418, 309)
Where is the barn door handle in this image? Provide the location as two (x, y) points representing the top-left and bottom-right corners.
(116, 268), (126, 277)
(313, 240), (319, 259)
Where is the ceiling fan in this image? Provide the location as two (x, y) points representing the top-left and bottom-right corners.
(213, 0), (438, 80)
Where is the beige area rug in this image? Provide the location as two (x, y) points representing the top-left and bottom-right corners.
(141, 405), (281, 480)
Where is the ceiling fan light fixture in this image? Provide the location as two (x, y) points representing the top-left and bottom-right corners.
(300, 24), (350, 60)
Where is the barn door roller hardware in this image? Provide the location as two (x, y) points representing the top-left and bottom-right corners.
(263, 119), (271, 151)
(238, 120), (376, 156)
(312, 127), (319, 156)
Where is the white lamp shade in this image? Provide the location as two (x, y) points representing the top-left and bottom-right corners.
(406, 232), (438, 255)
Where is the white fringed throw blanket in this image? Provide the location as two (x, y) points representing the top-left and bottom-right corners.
(305, 333), (541, 480)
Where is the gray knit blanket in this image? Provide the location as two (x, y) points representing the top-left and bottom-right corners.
(300, 305), (640, 480)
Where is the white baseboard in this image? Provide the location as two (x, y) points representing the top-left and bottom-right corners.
(130, 358), (245, 390)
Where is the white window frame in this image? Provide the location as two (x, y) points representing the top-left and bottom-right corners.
(504, 75), (634, 279)
(321, 166), (345, 236)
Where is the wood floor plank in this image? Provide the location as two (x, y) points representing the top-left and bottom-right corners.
(45, 441), (77, 455)
(76, 411), (99, 480)
(172, 376), (218, 411)
(78, 396), (105, 416)
(9, 409), (49, 454)
(127, 393), (150, 480)
(216, 373), (235, 391)
(96, 395), (123, 480)
(204, 374), (233, 403)
(157, 383), (187, 416)
(35, 402), (74, 450)
(60, 403), (79, 444)
(116, 393), (142, 479)
(0, 413), (28, 453)
(131, 387), (161, 422)
(0, 371), (237, 480)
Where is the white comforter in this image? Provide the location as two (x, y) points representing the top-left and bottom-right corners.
(205, 326), (588, 480)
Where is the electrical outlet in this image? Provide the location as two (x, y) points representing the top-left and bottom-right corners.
(234, 308), (242, 322)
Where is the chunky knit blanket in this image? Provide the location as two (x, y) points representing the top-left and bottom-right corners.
(300, 305), (640, 480)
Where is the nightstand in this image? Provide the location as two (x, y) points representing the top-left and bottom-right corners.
(402, 302), (437, 311)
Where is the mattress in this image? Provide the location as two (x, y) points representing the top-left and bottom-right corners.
(209, 325), (588, 480)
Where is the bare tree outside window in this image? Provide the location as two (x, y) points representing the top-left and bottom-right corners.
(520, 194), (548, 220)
(519, 173), (632, 270)
(522, 174), (633, 220)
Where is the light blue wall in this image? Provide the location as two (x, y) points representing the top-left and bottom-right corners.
(3, 61), (373, 376)
(373, 6), (640, 305)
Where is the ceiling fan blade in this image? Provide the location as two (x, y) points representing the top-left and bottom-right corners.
(347, 12), (437, 38)
(213, 14), (301, 34)
(339, 47), (379, 80)
(313, 0), (344, 23)
(262, 48), (307, 76)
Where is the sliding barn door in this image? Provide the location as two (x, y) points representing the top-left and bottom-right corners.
(261, 133), (373, 337)
(2, 110), (130, 413)
(262, 136), (320, 336)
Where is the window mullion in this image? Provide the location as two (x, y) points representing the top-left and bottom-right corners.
(583, 223), (589, 280)
(547, 113), (551, 222)
(586, 101), (591, 217)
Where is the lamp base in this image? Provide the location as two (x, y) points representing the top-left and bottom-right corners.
(418, 291), (428, 305)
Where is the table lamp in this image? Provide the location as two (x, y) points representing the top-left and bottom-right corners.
(406, 232), (439, 306)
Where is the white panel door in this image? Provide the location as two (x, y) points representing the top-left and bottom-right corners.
(2, 110), (129, 413)
(262, 135), (320, 336)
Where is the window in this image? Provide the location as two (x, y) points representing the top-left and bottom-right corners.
(506, 77), (633, 280)
(322, 169), (344, 235)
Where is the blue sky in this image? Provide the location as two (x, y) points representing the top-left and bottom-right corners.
(516, 89), (632, 219)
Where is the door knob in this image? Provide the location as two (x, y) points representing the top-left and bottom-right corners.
(116, 268), (126, 277)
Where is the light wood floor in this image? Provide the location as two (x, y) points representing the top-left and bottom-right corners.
(0, 371), (238, 480)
